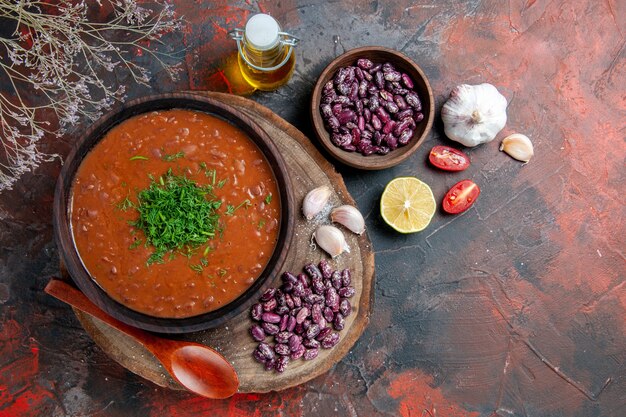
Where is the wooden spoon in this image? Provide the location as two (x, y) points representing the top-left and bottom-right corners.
(45, 278), (239, 399)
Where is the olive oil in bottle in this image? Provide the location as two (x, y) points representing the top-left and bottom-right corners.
(229, 14), (299, 91)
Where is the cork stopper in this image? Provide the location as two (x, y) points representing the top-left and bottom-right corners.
(244, 14), (280, 51)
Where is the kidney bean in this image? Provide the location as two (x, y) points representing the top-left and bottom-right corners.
(383, 100), (399, 114)
(275, 290), (285, 305)
(379, 90), (392, 102)
(288, 334), (302, 351)
(320, 103), (333, 119)
(321, 332), (340, 349)
(394, 94), (407, 110)
(399, 128), (414, 145)
(319, 259), (333, 280)
(292, 295), (302, 308)
(311, 303), (323, 324)
(382, 62), (394, 72)
(264, 358), (276, 371)
(371, 114), (382, 131)
(304, 348), (319, 361)
(262, 322), (280, 335)
(357, 115), (365, 131)
(341, 269), (351, 287)
(326, 116), (340, 132)
(338, 109), (356, 125)
(346, 66), (356, 83)
(331, 271), (342, 289)
(337, 81), (351, 96)
(250, 324), (266, 342)
(369, 63), (382, 73)
(296, 306), (310, 324)
(260, 288), (276, 302)
(377, 146), (390, 155)
(350, 128), (360, 146)
(302, 319), (312, 331)
(385, 134), (398, 150)
(285, 294), (294, 310)
(333, 313), (345, 330)
(361, 130), (373, 142)
(262, 298), (277, 312)
(321, 90), (336, 104)
(305, 293), (324, 305)
(253, 348), (267, 364)
(348, 82), (359, 101)
(275, 331), (291, 344)
(304, 263), (323, 281)
(275, 356), (289, 373)
(376, 107), (390, 123)
(334, 67), (348, 86)
(384, 70), (402, 82)
(338, 286), (356, 298)
(303, 338), (321, 349)
(367, 83), (379, 96)
(316, 327), (332, 341)
(382, 120), (396, 135)
(326, 287), (340, 311)
(291, 281), (304, 297)
(331, 133), (352, 147)
(363, 107), (371, 122)
(358, 80), (368, 98)
(306, 323), (321, 339)
(291, 344), (306, 360)
(275, 343), (291, 356)
(355, 67), (364, 81)
(368, 95), (381, 111)
(340, 298), (352, 317)
(323, 306), (335, 323)
(251, 303), (263, 321)
(401, 73), (414, 88)
(331, 103), (343, 117)
(374, 71), (385, 89)
(287, 315), (296, 332)
(258, 342), (274, 360)
(275, 305), (289, 315)
(312, 278), (325, 295)
(363, 70), (373, 81)
(357, 58), (374, 70)
(396, 108), (413, 120)
(282, 272), (298, 285)
(405, 91), (421, 110)
(414, 112), (424, 123)
(323, 80), (334, 95)
(394, 118), (412, 136)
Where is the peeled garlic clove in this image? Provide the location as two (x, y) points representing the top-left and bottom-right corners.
(303, 185), (332, 219)
(313, 225), (350, 258)
(500, 133), (534, 163)
(331, 205), (365, 235)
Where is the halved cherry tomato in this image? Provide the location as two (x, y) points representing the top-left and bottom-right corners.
(429, 145), (470, 171)
(442, 180), (480, 214)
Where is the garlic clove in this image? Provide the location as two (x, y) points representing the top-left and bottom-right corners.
(500, 133), (534, 163)
(330, 205), (365, 235)
(302, 185), (332, 220)
(313, 225), (350, 258)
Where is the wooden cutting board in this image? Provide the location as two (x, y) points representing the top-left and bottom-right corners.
(73, 91), (375, 393)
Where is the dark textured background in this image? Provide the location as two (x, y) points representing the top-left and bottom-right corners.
(1, 1), (624, 416)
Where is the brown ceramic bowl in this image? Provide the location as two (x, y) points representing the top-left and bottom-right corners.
(310, 46), (434, 170)
(53, 93), (295, 334)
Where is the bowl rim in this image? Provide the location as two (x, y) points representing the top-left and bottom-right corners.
(53, 92), (295, 334)
(310, 46), (434, 170)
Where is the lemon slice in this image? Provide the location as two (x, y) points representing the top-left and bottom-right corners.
(380, 177), (436, 233)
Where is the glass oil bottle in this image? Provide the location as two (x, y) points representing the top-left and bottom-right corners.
(229, 14), (299, 91)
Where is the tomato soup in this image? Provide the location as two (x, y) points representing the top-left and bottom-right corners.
(70, 109), (280, 318)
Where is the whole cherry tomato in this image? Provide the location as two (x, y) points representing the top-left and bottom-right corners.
(429, 146), (470, 171)
(442, 180), (480, 214)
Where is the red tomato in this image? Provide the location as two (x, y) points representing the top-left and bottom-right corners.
(442, 180), (480, 214)
(429, 146), (470, 171)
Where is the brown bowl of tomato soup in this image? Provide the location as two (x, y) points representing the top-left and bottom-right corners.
(53, 93), (295, 333)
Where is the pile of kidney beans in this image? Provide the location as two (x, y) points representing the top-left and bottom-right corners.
(249, 259), (355, 373)
(319, 58), (424, 156)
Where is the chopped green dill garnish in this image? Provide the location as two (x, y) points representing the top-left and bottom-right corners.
(190, 264), (204, 274)
(225, 199), (251, 216)
(257, 219), (266, 230)
(129, 155), (149, 161)
(200, 258), (209, 267)
(216, 179), (227, 188)
(203, 245), (212, 256)
(218, 268), (227, 277)
(116, 196), (134, 211)
(130, 169), (222, 267)
(129, 239), (143, 250)
(162, 151), (185, 162)
(265, 194), (272, 204)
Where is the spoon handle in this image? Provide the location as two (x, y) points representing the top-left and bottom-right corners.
(45, 278), (162, 348)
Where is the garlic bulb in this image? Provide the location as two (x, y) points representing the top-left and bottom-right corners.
(331, 205), (365, 235)
(441, 83), (508, 147)
(500, 133), (534, 163)
(302, 186), (332, 219)
(313, 225), (350, 258)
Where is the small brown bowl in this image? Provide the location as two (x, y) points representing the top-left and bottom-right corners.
(310, 46), (434, 170)
(53, 93), (295, 334)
